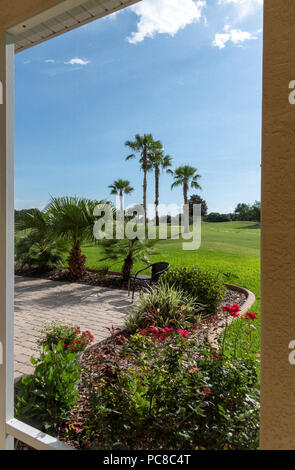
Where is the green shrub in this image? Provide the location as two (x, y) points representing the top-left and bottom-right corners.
(15, 342), (81, 431)
(85, 330), (259, 450)
(37, 322), (94, 352)
(125, 282), (204, 332)
(15, 235), (68, 270)
(97, 265), (110, 280)
(15, 208), (68, 270)
(163, 267), (226, 314)
(206, 212), (232, 222)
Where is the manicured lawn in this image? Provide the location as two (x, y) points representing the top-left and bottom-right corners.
(83, 221), (261, 361)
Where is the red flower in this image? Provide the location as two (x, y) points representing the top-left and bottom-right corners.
(210, 352), (222, 359)
(150, 327), (158, 333)
(202, 386), (211, 397)
(222, 304), (241, 317)
(244, 312), (257, 321)
(188, 365), (198, 374)
(140, 326), (175, 341)
(177, 329), (189, 338)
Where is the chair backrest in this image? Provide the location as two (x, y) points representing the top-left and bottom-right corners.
(151, 262), (170, 281)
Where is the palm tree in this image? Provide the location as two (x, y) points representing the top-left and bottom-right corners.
(125, 134), (162, 226)
(108, 179), (134, 212)
(47, 196), (98, 280)
(148, 150), (172, 226)
(99, 237), (155, 282)
(171, 165), (202, 232)
(15, 208), (68, 270)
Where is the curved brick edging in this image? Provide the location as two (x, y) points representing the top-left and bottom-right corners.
(225, 283), (256, 315)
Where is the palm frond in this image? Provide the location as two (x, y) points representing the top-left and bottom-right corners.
(125, 153), (136, 161)
(47, 196), (101, 244)
(191, 181), (202, 190)
(171, 180), (182, 190)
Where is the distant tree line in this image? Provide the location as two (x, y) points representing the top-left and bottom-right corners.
(15, 198), (260, 231)
(158, 197), (260, 224)
(232, 201), (261, 222)
(204, 200), (261, 223)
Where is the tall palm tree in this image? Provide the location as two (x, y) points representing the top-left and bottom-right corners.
(47, 196), (98, 280)
(171, 165), (202, 232)
(148, 150), (173, 226)
(108, 179), (134, 212)
(125, 134), (162, 226)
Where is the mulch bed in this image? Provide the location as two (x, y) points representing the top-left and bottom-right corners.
(15, 264), (138, 291)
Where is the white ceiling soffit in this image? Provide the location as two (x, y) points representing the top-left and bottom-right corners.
(8, 0), (141, 53)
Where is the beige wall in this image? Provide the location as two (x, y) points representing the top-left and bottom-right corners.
(0, 0), (65, 30)
(261, 0), (295, 450)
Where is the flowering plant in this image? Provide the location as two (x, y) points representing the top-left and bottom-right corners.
(219, 305), (259, 360)
(139, 326), (189, 341)
(244, 312), (258, 321)
(38, 321), (94, 352)
(125, 282), (204, 333)
(84, 326), (259, 450)
(16, 341), (81, 431)
(222, 304), (241, 317)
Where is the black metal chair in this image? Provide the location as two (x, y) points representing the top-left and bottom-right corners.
(128, 262), (170, 302)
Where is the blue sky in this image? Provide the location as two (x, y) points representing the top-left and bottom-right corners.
(15, 0), (263, 214)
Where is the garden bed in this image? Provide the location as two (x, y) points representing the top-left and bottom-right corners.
(15, 264), (136, 291)
(63, 285), (255, 449)
(14, 266), (257, 450)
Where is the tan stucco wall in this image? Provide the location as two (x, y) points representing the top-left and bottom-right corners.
(0, 0), (65, 30)
(261, 0), (295, 450)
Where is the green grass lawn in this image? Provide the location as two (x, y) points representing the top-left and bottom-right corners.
(83, 221), (261, 362)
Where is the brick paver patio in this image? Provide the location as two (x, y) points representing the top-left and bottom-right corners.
(14, 276), (133, 381)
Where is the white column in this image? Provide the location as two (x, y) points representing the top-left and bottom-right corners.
(0, 31), (15, 451)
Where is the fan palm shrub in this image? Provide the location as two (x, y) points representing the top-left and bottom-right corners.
(15, 208), (68, 270)
(47, 196), (99, 280)
(100, 236), (156, 282)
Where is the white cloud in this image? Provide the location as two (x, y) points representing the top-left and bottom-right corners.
(45, 59), (55, 63)
(218, 0), (262, 3)
(213, 26), (259, 48)
(127, 0), (206, 44)
(218, 0), (263, 20)
(64, 58), (90, 65)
